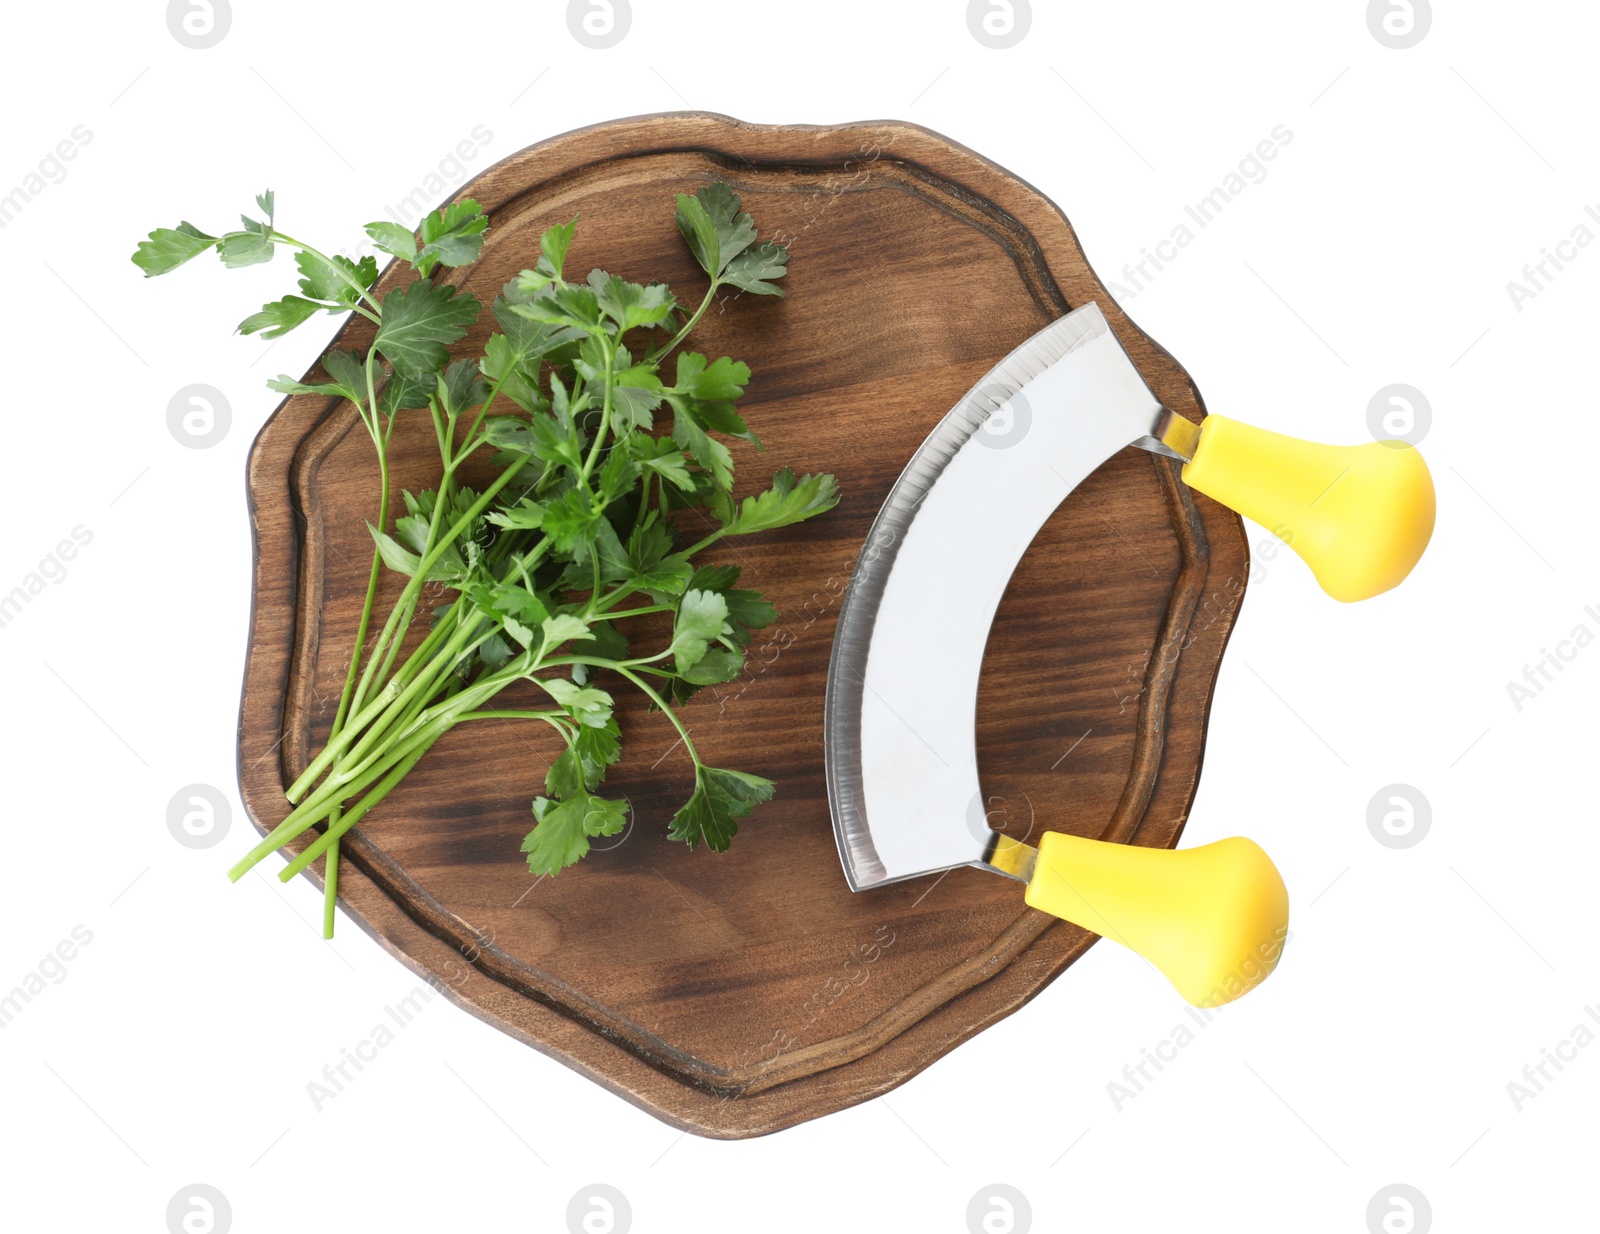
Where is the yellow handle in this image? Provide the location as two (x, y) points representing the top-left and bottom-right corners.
(1180, 415), (1435, 602)
(1022, 833), (1289, 1007)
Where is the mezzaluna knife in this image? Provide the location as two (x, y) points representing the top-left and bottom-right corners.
(824, 302), (1434, 1006)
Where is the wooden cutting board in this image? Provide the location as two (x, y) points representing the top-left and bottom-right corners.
(238, 113), (1248, 1138)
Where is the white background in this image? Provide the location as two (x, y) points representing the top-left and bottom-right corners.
(1, 1), (1594, 1231)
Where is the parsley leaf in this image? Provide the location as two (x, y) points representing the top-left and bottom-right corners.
(537, 677), (614, 727)
(668, 765), (775, 852)
(721, 468), (840, 534)
(218, 211), (275, 268)
(294, 249), (378, 307)
(470, 580), (550, 649)
(574, 715), (623, 785)
(365, 221), (418, 263)
(267, 349), (367, 403)
(373, 281), (480, 378)
(485, 497), (546, 531)
(686, 564), (777, 647)
(546, 713), (623, 799)
(539, 614), (594, 658)
(627, 435), (696, 491)
(673, 352), (750, 402)
(722, 241), (789, 297)
(595, 446), (641, 506)
(609, 363), (664, 432)
(440, 358), (490, 414)
(378, 369), (434, 414)
(680, 646), (743, 685)
(239, 295), (322, 339)
(369, 526), (442, 581)
(519, 218), (578, 294)
(625, 518), (693, 597)
(590, 270), (676, 332)
(416, 200), (488, 276)
(523, 790), (629, 874)
(674, 183), (757, 280)
(670, 588), (731, 673)
(323, 350), (368, 398)
(481, 281), (574, 412)
(543, 218), (576, 276)
(516, 283), (604, 333)
(539, 488), (604, 556)
(483, 413), (585, 471)
(670, 405), (735, 491)
(666, 352), (759, 445)
(132, 221), (218, 276)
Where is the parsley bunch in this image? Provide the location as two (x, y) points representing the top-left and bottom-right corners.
(134, 184), (837, 935)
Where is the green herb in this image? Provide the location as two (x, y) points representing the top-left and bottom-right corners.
(134, 184), (837, 936)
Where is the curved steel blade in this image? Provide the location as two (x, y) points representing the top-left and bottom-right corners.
(823, 302), (1167, 890)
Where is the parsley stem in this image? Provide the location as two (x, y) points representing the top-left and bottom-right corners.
(353, 534), (545, 728)
(648, 280), (721, 365)
(396, 454), (530, 609)
(334, 358), (392, 732)
(592, 574), (677, 613)
(284, 617), (475, 804)
(455, 709), (569, 728)
(578, 338), (617, 484)
(336, 620), (492, 775)
(616, 665), (699, 765)
(456, 368), (514, 458)
(367, 461), (456, 695)
(329, 530), (551, 759)
(281, 654), (532, 881)
(279, 732), (440, 880)
(348, 561), (438, 724)
(430, 398), (450, 459)
(348, 574), (461, 723)
(318, 353), (393, 938)
(329, 466), (388, 735)
(343, 454), (533, 725)
(235, 685), (465, 882)
(322, 670), (468, 813)
(679, 528), (726, 558)
(363, 599), (457, 713)
(546, 658), (700, 768)
(320, 816), (340, 937)
(595, 604), (672, 622)
(334, 666), (454, 787)
(620, 648), (675, 667)
(630, 474), (653, 536)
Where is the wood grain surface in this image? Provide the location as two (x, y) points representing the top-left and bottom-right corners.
(237, 112), (1249, 1138)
